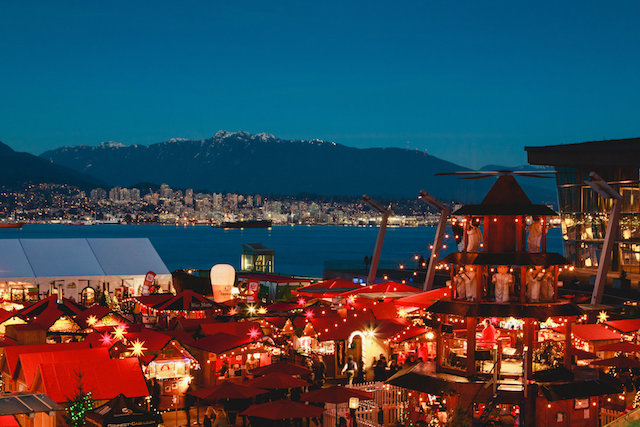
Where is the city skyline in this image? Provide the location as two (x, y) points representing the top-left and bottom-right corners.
(2, 1), (640, 168)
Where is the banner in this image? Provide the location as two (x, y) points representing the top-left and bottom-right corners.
(246, 281), (260, 303)
(142, 271), (156, 296)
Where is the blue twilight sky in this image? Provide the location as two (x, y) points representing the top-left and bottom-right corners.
(2, 1), (640, 168)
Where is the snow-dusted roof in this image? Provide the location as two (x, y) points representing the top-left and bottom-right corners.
(0, 238), (169, 279)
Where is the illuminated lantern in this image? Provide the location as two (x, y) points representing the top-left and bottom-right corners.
(210, 264), (235, 303)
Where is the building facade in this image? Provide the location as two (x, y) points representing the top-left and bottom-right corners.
(526, 138), (640, 274)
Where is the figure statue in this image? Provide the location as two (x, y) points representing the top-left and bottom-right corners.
(453, 268), (466, 300)
(526, 266), (545, 302)
(540, 269), (555, 301)
(492, 265), (513, 303)
(527, 217), (543, 252)
(466, 223), (484, 252)
(463, 265), (478, 301)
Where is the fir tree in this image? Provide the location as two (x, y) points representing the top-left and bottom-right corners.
(65, 371), (94, 427)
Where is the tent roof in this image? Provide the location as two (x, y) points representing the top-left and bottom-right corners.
(199, 321), (262, 337)
(17, 347), (109, 389)
(189, 333), (254, 354)
(540, 379), (623, 401)
(36, 357), (149, 403)
(155, 290), (225, 312)
(17, 295), (85, 318)
(0, 393), (61, 416)
(86, 393), (158, 426)
(0, 238), (169, 280)
(553, 324), (622, 342)
(604, 319), (640, 334)
(2, 342), (90, 377)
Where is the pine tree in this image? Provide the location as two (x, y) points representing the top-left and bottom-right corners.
(65, 371), (94, 427)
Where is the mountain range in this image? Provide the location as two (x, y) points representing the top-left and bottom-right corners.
(0, 141), (102, 190)
(5, 131), (556, 204)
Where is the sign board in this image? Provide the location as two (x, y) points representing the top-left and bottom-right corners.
(142, 271), (156, 296)
(210, 264), (235, 303)
(246, 281), (260, 303)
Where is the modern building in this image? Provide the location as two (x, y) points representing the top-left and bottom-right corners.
(526, 138), (640, 275)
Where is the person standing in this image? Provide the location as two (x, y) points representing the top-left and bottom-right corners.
(203, 407), (215, 427)
(341, 356), (357, 385)
(355, 357), (365, 383)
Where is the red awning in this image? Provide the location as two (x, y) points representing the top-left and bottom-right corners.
(299, 385), (373, 404)
(597, 341), (640, 353)
(340, 281), (420, 299)
(589, 356), (640, 369)
(294, 279), (364, 297)
(189, 381), (267, 400)
(246, 372), (310, 389)
(250, 361), (311, 377)
(240, 400), (324, 420)
(394, 287), (450, 308)
(189, 333), (254, 355)
(552, 324), (622, 342)
(604, 319), (640, 334)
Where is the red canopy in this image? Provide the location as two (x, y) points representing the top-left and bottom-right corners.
(570, 347), (598, 360)
(240, 400), (324, 420)
(189, 381), (267, 400)
(17, 295), (84, 319)
(299, 385), (373, 404)
(155, 290), (224, 312)
(246, 372), (310, 389)
(340, 281), (420, 299)
(589, 356), (640, 369)
(394, 287), (450, 308)
(250, 361), (311, 377)
(294, 279), (364, 297)
(597, 341), (640, 353)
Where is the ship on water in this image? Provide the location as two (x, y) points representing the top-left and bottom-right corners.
(0, 222), (24, 229)
(216, 219), (273, 229)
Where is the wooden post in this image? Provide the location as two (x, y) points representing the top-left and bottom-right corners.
(418, 191), (450, 291)
(564, 320), (572, 370)
(516, 216), (523, 252)
(466, 317), (477, 376)
(524, 319), (534, 379)
(541, 217), (547, 253)
(553, 266), (559, 302)
(364, 195), (391, 286)
(520, 266), (527, 303)
(591, 198), (622, 305)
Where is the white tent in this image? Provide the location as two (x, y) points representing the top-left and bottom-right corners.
(0, 238), (172, 303)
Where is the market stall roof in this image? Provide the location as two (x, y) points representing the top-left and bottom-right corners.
(598, 341), (640, 353)
(553, 324), (622, 342)
(589, 356), (640, 369)
(264, 302), (299, 312)
(350, 299), (401, 319)
(17, 347), (110, 389)
(0, 393), (61, 416)
(0, 238), (169, 280)
(604, 319), (640, 334)
(0, 416), (18, 426)
(340, 281), (421, 299)
(540, 379), (622, 401)
(86, 393), (160, 427)
(237, 272), (312, 285)
(293, 279), (364, 297)
(427, 300), (583, 318)
(240, 399), (324, 420)
(31, 307), (82, 331)
(385, 363), (457, 395)
(440, 252), (569, 266)
(189, 332), (254, 354)
(199, 321), (262, 338)
(451, 175), (558, 216)
(18, 295), (85, 319)
(250, 361), (311, 377)
(246, 372), (310, 389)
(34, 357), (149, 403)
(395, 287), (450, 308)
(155, 290), (225, 312)
(2, 342), (90, 377)
(570, 347), (599, 360)
(188, 381), (268, 401)
(130, 294), (174, 309)
(299, 385), (373, 404)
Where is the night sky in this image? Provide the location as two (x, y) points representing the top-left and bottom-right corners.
(2, 1), (640, 168)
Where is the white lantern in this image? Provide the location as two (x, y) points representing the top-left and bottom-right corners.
(349, 397), (359, 410)
(210, 264), (235, 303)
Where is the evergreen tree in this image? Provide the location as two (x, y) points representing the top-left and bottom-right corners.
(65, 371), (94, 427)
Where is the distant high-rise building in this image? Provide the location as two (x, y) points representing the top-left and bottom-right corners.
(160, 184), (172, 200)
(90, 188), (107, 201)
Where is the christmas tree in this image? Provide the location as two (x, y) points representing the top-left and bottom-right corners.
(65, 371), (94, 427)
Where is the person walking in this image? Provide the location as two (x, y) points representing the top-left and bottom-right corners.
(341, 356), (357, 385)
(203, 407), (215, 427)
(212, 408), (229, 427)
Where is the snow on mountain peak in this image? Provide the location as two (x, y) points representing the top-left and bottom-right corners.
(98, 141), (128, 149)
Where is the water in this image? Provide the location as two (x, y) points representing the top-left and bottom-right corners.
(0, 225), (563, 277)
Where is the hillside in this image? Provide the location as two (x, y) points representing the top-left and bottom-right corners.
(40, 131), (557, 204)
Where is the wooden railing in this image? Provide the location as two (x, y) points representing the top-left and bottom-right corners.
(321, 381), (407, 426)
(601, 408), (626, 425)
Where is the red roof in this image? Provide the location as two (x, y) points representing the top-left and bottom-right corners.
(199, 321), (262, 338)
(237, 273), (311, 284)
(293, 279), (363, 297)
(2, 342), (90, 377)
(340, 281), (421, 299)
(17, 295), (84, 318)
(553, 324), (622, 342)
(604, 319), (640, 334)
(189, 333), (253, 354)
(0, 415), (19, 426)
(394, 287), (450, 308)
(31, 306), (80, 330)
(35, 357), (149, 403)
(155, 290), (224, 312)
(131, 293), (174, 308)
(17, 347), (110, 389)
